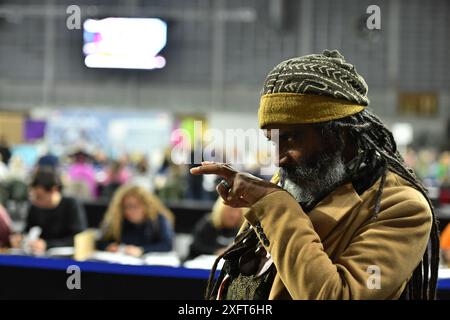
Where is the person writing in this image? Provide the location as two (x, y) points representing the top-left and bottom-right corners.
(10, 167), (87, 255)
(98, 184), (175, 257)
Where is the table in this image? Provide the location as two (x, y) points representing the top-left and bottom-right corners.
(0, 254), (212, 299)
(2, 254), (450, 299)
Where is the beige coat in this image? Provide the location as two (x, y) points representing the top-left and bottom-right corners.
(241, 170), (432, 299)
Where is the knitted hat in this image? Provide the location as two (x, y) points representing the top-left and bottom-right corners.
(258, 49), (369, 128)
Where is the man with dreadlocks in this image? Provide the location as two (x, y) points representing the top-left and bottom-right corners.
(191, 49), (439, 300)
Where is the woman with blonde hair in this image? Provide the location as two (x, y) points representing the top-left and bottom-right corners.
(98, 184), (175, 257)
(187, 198), (243, 260)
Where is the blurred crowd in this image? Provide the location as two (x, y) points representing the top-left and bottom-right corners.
(0, 165), (244, 261)
(404, 148), (450, 267)
(405, 148), (450, 187)
(0, 143), (270, 206)
(4, 138), (450, 265)
(404, 148), (450, 205)
(0, 139), (257, 262)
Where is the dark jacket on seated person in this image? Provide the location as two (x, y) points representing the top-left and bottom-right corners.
(98, 214), (173, 253)
(25, 197), (87, 248)
(187, 215), (239, 260)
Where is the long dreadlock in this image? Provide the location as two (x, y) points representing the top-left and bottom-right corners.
(319, 108), (440, 300)
(205, 108), (440, 300)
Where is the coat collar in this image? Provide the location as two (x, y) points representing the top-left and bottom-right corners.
(307, 181), (363, 240)
(237, 181), (363, 240)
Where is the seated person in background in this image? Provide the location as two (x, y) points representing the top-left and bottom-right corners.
(0, 203), (12, 248)
(187, 199), (243, 260)
(37, 152), (59, 169)
(67, 150), (97, 200)
(130, 157), (154, 192)
(100, 160), (131, 200)
(98, 184), (175, 257)
(10, 167), (87, 255)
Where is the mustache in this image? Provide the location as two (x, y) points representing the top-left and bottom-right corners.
(280, 166), (316, 183)
(280, 155), (331, 182)
(279, 149), (346, 187)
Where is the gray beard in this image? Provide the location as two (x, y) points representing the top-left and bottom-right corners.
(279, 149), (347, 207)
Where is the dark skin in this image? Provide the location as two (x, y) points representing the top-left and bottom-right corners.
(190, 124), (356, 208)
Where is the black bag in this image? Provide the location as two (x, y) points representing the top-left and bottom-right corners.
(211, 229), (276, 300)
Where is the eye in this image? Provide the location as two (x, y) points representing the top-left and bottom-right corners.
(269, 130), (303, 145)
(280, 132), (298, 143)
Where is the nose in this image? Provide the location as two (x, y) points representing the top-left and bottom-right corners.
(277, 150), (292, 168)
(276, 145), (293, 167)
(277, 145), (304, 168)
